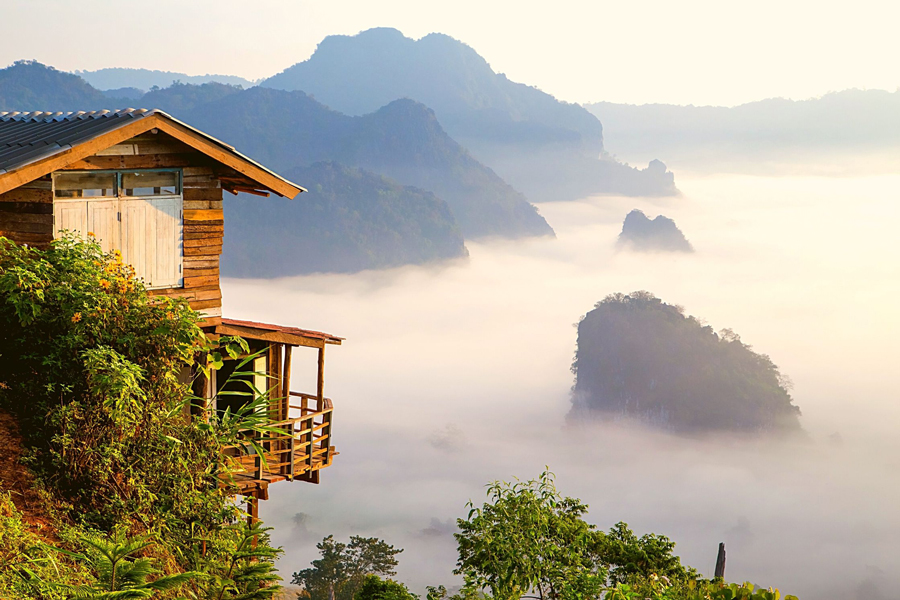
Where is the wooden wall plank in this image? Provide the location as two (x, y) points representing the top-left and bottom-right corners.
(62, 153), (216, 171)
(184, 245), (223, 256)
(184, 266), (219, 278)
(0, 202), (53, 215)
(184, 209), (224, 221)
(0, 213), (53, 227)
(0, 188), (52, 204)
(0, 231), (53, 245)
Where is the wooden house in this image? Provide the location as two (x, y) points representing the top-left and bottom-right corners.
(0, 109), (341, 507)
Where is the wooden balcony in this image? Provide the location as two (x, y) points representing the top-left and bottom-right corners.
(205, 317), (344, 502)
(223, 392), (336, 499)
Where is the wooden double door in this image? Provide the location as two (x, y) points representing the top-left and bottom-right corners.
(54, 196), (183, 289)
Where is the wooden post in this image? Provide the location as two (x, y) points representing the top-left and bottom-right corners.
(282, 345), (293, 420)
(247, 496), (259, 550)
(714, 542), (726, 579)
(247, 496), (259, 525)
(316, 346), (325, 411)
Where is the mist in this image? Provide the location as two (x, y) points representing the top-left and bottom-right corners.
(222, 172), (900, 600)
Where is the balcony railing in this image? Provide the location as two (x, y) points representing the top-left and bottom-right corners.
(222, 392), (335, 492)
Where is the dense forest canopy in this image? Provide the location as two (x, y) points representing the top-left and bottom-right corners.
(570, 292), (801, 432)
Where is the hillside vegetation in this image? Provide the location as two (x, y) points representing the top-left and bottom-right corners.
(570, 292), (801, 432)
(0, 235), (285, 598)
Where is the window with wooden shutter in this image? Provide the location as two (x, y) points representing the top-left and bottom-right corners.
(52, 170), (183, 290)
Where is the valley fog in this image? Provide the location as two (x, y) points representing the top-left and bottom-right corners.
(223, 173), (900, 600)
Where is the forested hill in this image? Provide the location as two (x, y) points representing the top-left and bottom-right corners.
(223, 162), (468, 276)
(0, 60), (112, 111)
(570, 292), (801, 433)
(261, 27), (677, 201)
(176, 87), (552, 239)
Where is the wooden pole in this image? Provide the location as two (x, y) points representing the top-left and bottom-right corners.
(281, 345), (293, 478)
(714, 542), (726, 579)
(316, 346), (325, 410)
(247, 495), (259, 550)
(282, 345), (293, 419)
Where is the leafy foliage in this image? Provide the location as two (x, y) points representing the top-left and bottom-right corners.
(570, 292), (801, 432)
(607, 579), (798, 600)
(454, 470), (701, 600)
(355, 575), (418, 600)
(0, 492), (78, 599)
(595, 522), (697, 587)
(60, 530), (196, 599)
(455, 470), (605, 600)
(0, 235), (284, 599)
(291, 535), (403, 600)
(186, 523), (283, 600)
(0, 234), (222, 533)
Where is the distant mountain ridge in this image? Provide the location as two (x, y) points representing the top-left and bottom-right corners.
(587, 90), (900, 171)
(175, 87), (553, 239)
(0, 60), (552, 275)
(75, 67), (256, 93)
(224, 162), (468, 276)
(264, 28), (603, 151)
(261, 28), (677, 201)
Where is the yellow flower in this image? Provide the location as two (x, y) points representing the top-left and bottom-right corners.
(87, 231), (96, 237)
(71, 312), (82, 323)
(99, 279), (111, 289)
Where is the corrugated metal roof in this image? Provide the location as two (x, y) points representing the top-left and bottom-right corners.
(0, 108), (304, 197)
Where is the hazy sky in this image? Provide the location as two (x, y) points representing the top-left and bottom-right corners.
(2, 0), (899, 106)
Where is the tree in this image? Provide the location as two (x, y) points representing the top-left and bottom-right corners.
(454, 470), (605, 600)
(355, 575), (418, 600)
(292, 536), (403, 600)
(592, 523), (697, 588)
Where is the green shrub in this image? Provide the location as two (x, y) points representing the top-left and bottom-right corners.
(0, 234), (283, 596)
